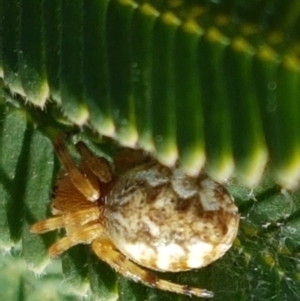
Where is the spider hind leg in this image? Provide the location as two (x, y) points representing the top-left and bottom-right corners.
(91, 237), (214, 298)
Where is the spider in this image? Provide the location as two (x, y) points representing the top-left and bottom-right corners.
(31, 138), (239, 298)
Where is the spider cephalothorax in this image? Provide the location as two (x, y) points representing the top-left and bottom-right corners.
(31, 138), (239, 298)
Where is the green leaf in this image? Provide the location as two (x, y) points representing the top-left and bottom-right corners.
(0, 253), (80, 301)
(1, 101), (300, 300)
(2, 1), (300, 300)
(2, 0), (300, 187)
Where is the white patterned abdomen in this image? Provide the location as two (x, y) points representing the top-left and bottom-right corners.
(105, 162), (239, 272)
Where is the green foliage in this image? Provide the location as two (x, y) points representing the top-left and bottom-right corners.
(0, 95), (300, 300)
(0, 254), (78, 301)
(1, 0), (300, 187)
(1, 0), (300, 300)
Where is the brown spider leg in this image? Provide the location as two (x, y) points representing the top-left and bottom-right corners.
(53, 138), (100, 202)
(31, 216), (64, 234)
(64, 207), (101, 227)
(49, 222), (103, 257)
(75, 141), (113, 183)
(91, 237), (214, 298)
(30, 207), (101, 234)
(113, 148), (150, 174)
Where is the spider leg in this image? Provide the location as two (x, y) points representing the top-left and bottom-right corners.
(53, 138), (100, 202)
(91, 237), (214, 298)
(30, 216), (64, 233)
(31, 207), (101, 234)
(49, 222), (103, 257)
(75, 141), (113, 183)
(113, 148), (150, 174)
(64, 207), (102, 228)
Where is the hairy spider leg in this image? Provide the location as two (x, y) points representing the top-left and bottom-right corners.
(75, 141), (113, 183)
(49, 222), (104, 257)
(31, 207), (101, 234)
(53, 138), (100, 202)
(31, 216), (65, 233)
(92, 237), (214, 299)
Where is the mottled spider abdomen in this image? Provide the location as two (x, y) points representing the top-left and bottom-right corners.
(105, 162), (239, 272)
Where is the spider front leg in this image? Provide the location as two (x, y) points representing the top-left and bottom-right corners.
(92, 237), (214, 298)
(31, 207), (101, 234)
(75, 141), (113, 183)
(31, 207), (103, 258)
(53, 138), (100, 201)
(48, 221), (104, 257)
